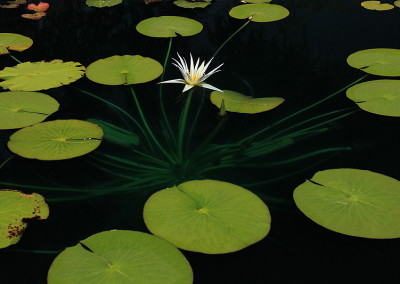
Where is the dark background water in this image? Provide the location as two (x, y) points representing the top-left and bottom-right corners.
(1, 0), (400, 283)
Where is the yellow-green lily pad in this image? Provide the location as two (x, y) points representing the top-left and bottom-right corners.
(0, 33), (33, 55)
(8, 119), (104, 160)
(143, 180), (271, 254)
(136, 16), (203, 38)
(0, 60), (86, 91)
(243, 0), (271, 3)
(229, 4), (289, 23)
(86, 0), (122, 7)
(347, 48), (400, 77)
(346, 80), (400, 116)
(48, 230), (193, 284)
(86, 55), (163, 85)
(361, 1), (394, 10)
(293, 168), (400, 239)
(0, 91), (59, 129)
(0, 189), (49, 249)
(210, 90), (284, 114)
(173, 0), (211, 9)
(395, 0), (400, 8)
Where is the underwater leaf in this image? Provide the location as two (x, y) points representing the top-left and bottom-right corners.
(86, 0), (122, 8)
(173, 0), (211, 9)
(346, 80), (400, 116)
(347, 48), (400, 76)
(136, 16), (203, 38)
(0, 60), (86, 91)
(293, 168), (400, 239)
(8, 119), (103, 160)
(0, 33), (33, 55)
(0, 189), (49, 249)
(229, 4), (289, 23)
(47, 230), (193, 284)
(210, 90), (284, 114)
(0, 91), (59, 129)
(143, 180), (271, 254)
(361, 1), (394, 10)
(86, 55), (163, 85)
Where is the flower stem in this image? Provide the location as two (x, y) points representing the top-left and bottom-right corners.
(177, 89), (193, 162)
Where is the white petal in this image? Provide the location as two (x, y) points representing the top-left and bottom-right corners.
(182, 84), (195, 93)
(199, 83), (223, 92)
(202, 57), (214, 73)
(190, 53), (195, 75)
(158, 79), (186, 84)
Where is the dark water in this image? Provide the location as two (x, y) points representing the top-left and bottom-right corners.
(1, 0), (400, 283)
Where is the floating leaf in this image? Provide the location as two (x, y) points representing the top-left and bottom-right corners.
(0, 189), (49, 249)
(0, 91), (59, 129)
(27, 2), (49, 12)
(361, 1), (394, 10)
(229, 4), (289, 23)
(86, 0), (122, 7)
(48, 230), (193, 284)
(21, 12), (46, 20)
(143, 180), (271, 254)
(136, 16), (203, 38)
(86, 55), (163, 85)
(210, 90), (284, 114)
(0, 33), (33, 55)
(347, 48), (400, 77)
(8, 119), (103, 160)
(293, 168), (400, 239)
(395, 0), (400, 8)
(173, 0), (211, 9)
(0, 60), (85, 91)
(242, 0), (272, 3)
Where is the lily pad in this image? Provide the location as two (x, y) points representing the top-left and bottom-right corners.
(86, 55), (163, 85)
(229, 4), (289, 23)
(210, 90), (284, 114)
(395, 0), (400, 8)
(86, 0), (122, 8)
(143, 180), (271, 254)
(346, 80), (400, 116)
(0, 91), (59, 129)
(361, 1), (394, 10)
(8, 119), (103, 160)
(173, 0), (211, 9)
(47, 230), (193, 284)
(136, 16), (203, 38)
(243, 0), (271, 3)
(347, 48), (400, 77)
(0, 60), (86, 91)
(0, 189), (49, 249)
(0, 33), (33, 55)
(293, 168), (400, 239)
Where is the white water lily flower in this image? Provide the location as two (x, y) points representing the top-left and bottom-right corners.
(159, 53), (223, 93)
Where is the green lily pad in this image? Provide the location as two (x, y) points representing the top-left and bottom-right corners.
(0, 60), (86, 91)
(0, 189), (49, 249)
(361, 1), (394, 10)
(47, 230), (193, 284)
(8, 119), (104, 160)
(346, 80), (400, 117)
(136, 16), (203, 38)
(0, 33), (33, 55)
(86, 0), (122, 7)
(347, 48), (400, 77)
(243, 0), (272, 3)
(0, 91), (59, 129)
(395, 0), (400, 8)
(210, 90), (284, 114)
(86, 55), (163, 85)
(293, 168), (400, 239)
(143, 180), (271, 254)
(229, 4), (289, 23)
(173, 0), (211, 9)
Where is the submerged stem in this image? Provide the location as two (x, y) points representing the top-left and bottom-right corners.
(177, 90), (193, 162)
(0, 155), (14, 170)
(8, 54), (22, 64)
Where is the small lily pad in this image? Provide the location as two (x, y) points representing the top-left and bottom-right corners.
(0, 189), (49, 249)
(361, 1), (394, 10)
(229, 4), (289, 23)
(347, 48), (400, 77)
(136, 16), (203, 38)
(346, 80), (400, 116)
(173, 0), (211, 9)
(0, 33), (33, 55)
(47, 230), (193, 284)
(86, 55), (163, 85)
(0, 60), (86, 91)
(143, 180), (271, 254)
(210, 90), (284, 114)
(8, 119), (103, 160)
(86, 0), (122, 7)
(395, 0), (400, 8)
(0, 91), (59, 129)
(293, 168), (400, 239)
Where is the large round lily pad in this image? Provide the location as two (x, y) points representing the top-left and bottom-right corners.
(86, 55), (163, 85)
(293, 168), (400, 239)
(173, 0), (211, 9)
(136, 16), (203, 38)
(0, 189), (49, 249)
(0, 91), (59, 129)
(47, 230), (193, 284)
(143, 180), (271, 254)
(210, 90), (284, 114)
(8, 119), (104, 160)
(229, 4), (289, 23)
(86, 0), (122, 7)
(0, 60), (86, 91)
(347, 48), (400, 77)
(0, 33), (33, 55)
(346, 80), (400, 117)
